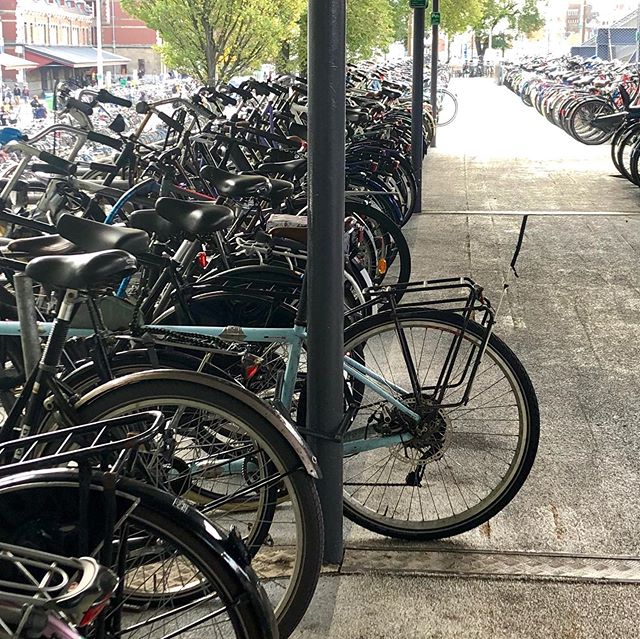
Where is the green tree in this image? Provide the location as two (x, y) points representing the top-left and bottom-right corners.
(472, 0), (544, 58)
(294, 0), (396, 70)
(122, 0), (305, 84)
(390, 0), (482, 45)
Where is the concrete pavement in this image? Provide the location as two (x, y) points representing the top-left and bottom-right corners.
(293, 78), (640, 638)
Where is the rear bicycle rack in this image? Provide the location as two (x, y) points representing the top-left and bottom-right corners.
(349, 277), (495, 408)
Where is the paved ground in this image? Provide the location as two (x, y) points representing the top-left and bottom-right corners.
(293, 78), (640, 638)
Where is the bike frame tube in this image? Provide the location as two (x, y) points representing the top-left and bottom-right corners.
(0, 314), (423, 452)
(104, 178), (158, 224)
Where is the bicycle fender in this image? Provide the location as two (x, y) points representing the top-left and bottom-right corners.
(75, 369), (321, 479)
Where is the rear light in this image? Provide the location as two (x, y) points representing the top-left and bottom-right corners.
(78, 594), (112, 627)
(197, 251), (208, 269)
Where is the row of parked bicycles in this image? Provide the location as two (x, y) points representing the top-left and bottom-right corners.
(0, 64), (538, 638)
(504, 56), (639, 145)
(505, 56), (640, 187)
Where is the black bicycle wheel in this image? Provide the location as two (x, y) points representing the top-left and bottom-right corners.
(0, 471), (277, 639)
(73, 373), (323, 638)
(345, 200), (412, 289)
(340, 309), (540, 540)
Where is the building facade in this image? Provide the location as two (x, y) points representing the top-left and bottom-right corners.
(0, 0), (162, 92)
(101, 0), (162, 78)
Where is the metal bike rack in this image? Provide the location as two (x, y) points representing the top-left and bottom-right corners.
(307, 0), (347, 564)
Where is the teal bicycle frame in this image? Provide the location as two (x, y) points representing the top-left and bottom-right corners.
(0, 319), (418, 457)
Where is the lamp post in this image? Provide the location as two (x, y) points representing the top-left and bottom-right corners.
(95, 0), (104, 87)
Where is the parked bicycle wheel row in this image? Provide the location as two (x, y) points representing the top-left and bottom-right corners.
(503, 56), (639, 145)
(0, 64), (535, 638)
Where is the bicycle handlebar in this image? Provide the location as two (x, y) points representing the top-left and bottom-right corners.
(97, 88), (133, 108)
(87, 130), (124, 150)
(66, 97), (94, 116)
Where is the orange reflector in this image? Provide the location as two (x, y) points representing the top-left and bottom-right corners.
(377, 258), (387, 275)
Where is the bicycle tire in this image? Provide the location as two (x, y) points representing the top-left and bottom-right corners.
(435, 88), (458, 127)
(340, 308), (540, 540)
(72, 373), (323, 638)
(0, 471), (277, 639)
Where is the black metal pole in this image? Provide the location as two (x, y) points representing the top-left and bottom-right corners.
(430, 0), (440, 148)
(307, 0), (346, 565)
(411, 6), (425, 212)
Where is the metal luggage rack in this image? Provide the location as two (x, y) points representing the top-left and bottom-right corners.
(0, 543), (98, 605)
(0, 543), (116, 638)
(354, 276), (494, 324)
(0, 410), (163, 476)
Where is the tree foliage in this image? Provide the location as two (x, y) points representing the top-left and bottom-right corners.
(294, 0), (395, 70)
(390, 0), (482, 44)
(472, 0), (545, 58)
(122, 0), (304, 84)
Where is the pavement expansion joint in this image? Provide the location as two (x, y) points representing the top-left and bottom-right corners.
(420, 210), (640, 216)
(340, 546), (640, 584)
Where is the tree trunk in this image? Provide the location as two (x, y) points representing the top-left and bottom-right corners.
(203, 21), (217, 87)
(474, 33), (488, 59)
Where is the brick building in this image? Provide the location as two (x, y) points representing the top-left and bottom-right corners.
(101, 0), (162, 78)
(0, 0), (162, 92)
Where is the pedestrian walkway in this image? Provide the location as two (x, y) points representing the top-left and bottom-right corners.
(423, 77), (639, 214)
(293, 78), (640, 638)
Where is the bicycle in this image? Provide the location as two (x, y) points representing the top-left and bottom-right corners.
(0, 410), (279, 639)
(5, 244), (539, 543)
(0, 249), (323, 638)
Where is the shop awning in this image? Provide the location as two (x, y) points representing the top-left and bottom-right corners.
(0, 52), (38, 69)
(24, 46), (129, 69)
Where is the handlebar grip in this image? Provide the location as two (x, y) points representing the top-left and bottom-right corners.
(230, 86), (253, 101)
(217, 93), (237, 107)
(89, 162), (118, 174)
(66, 97), (93, 115)
(37, 151), (76, 175)
(156, 110), (184, 133)
(251, 81), (271, 96)
(97, 89), (132, 108)
(87, 130), (123, 150)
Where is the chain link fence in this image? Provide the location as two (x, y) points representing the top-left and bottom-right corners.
(571, 3), (640, 71)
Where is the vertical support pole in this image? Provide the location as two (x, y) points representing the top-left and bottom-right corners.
(430, 0), (440, 148)
(637, 1), (640, 78)
(96, 0), (104, 87)
(307, 0), (346, 565)
(13, 273), (41, 376)
(411, 6), (425, 213)
(0, 24), (5, 95)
